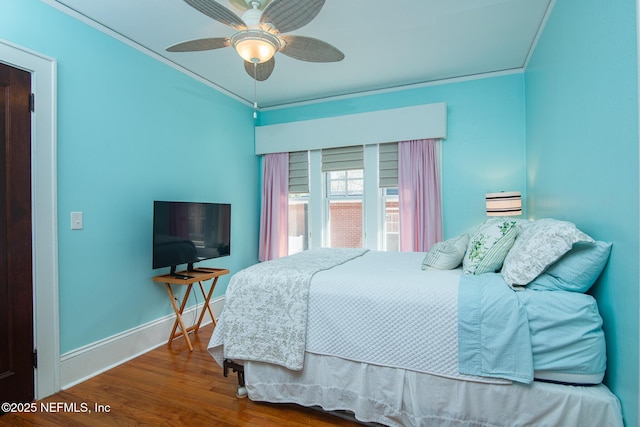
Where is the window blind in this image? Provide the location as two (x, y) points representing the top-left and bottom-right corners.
(321, 145), (364, 172)
(288, 151), (309, 194)
(378, 143), (398, 187)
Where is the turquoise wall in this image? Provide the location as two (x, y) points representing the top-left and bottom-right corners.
(525, 1), (638, 425)
(4, 1), (635, 423)
(259, 73), (528, 239)
(1, 0), (260, 353)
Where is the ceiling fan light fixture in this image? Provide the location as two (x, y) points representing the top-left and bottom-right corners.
(228, 0), (271, 11)
(231, 30), (280, 64)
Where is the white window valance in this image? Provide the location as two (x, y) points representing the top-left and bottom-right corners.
(255, 102), (447, 155)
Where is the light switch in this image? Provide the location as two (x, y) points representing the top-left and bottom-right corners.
(71, 212), (83, 230)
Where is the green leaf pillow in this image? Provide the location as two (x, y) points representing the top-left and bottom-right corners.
(463, 218), (519, 275)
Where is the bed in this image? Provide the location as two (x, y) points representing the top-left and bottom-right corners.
(208, 218), (623, 426)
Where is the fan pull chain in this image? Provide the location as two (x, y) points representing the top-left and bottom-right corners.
(253, 62), (258, 119)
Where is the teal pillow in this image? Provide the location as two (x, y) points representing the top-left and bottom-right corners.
(529, 241), (612, 293)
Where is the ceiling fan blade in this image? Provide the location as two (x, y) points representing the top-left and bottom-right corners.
(280, 35), (344, 62)
(260, 0), (325, 34)
(184, 0), (247, 30)
(244, 58), (275, 81)
(166, 37), (230, 52)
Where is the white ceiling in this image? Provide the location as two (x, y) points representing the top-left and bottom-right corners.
(46, 0), (552, 108)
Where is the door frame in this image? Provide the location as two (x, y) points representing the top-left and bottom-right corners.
(0, 38), (59, 399)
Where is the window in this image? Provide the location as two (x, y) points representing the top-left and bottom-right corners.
(326, 170), (363, 248)
(382, 187), (399, 251)
(288, 193), (308, 255)
(379, 143), (399, 251)
(288, 151), (310, 255)
(282, 141), (439, 253)
(327, 169), (363, 196)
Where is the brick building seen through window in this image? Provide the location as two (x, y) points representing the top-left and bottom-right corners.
(288, 173), (399, 252)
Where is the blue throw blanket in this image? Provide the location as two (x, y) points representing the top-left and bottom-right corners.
(458, 273), (534, 383)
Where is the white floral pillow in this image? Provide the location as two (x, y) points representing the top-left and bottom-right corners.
(462, 218), (519, 275)
(501, 218), (595, 287)
(422, 234), (469, 270)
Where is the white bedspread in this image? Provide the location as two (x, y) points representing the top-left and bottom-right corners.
(306, 250), (504, 383)
(209, 248), (367, 370)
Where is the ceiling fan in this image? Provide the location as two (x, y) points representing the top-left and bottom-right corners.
(166, 0), (345, 81)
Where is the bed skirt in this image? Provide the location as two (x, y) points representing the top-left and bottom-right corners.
(245, 352), (623, 427)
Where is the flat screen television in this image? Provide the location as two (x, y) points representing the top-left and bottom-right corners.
(153, 201), (231, 276)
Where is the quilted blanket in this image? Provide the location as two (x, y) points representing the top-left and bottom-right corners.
(209, 248), (368, 370)
(304, 250), (494, 382)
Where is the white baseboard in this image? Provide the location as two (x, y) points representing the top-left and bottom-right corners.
(59, 296), (225, 389)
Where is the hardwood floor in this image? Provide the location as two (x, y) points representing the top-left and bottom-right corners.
(0, 324), (360, 426)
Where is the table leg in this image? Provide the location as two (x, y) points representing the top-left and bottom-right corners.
(165, 283), (194, 352)
(195, 277), (219, 330)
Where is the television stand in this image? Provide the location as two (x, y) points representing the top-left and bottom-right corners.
(152, 268), (229, 351)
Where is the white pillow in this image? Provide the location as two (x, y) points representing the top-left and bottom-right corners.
(422, 234), (469, 270)
(462, 218), (520, 275)
(501, 218), (595, 287)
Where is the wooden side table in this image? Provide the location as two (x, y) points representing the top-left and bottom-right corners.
(152, 267), (229, 351)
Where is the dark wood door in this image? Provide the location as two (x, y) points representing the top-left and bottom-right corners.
(0, 62), (34, 405)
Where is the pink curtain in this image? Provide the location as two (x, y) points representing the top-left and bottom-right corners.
(258, 152), (289, 261)
(398, 139), (442, 252)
